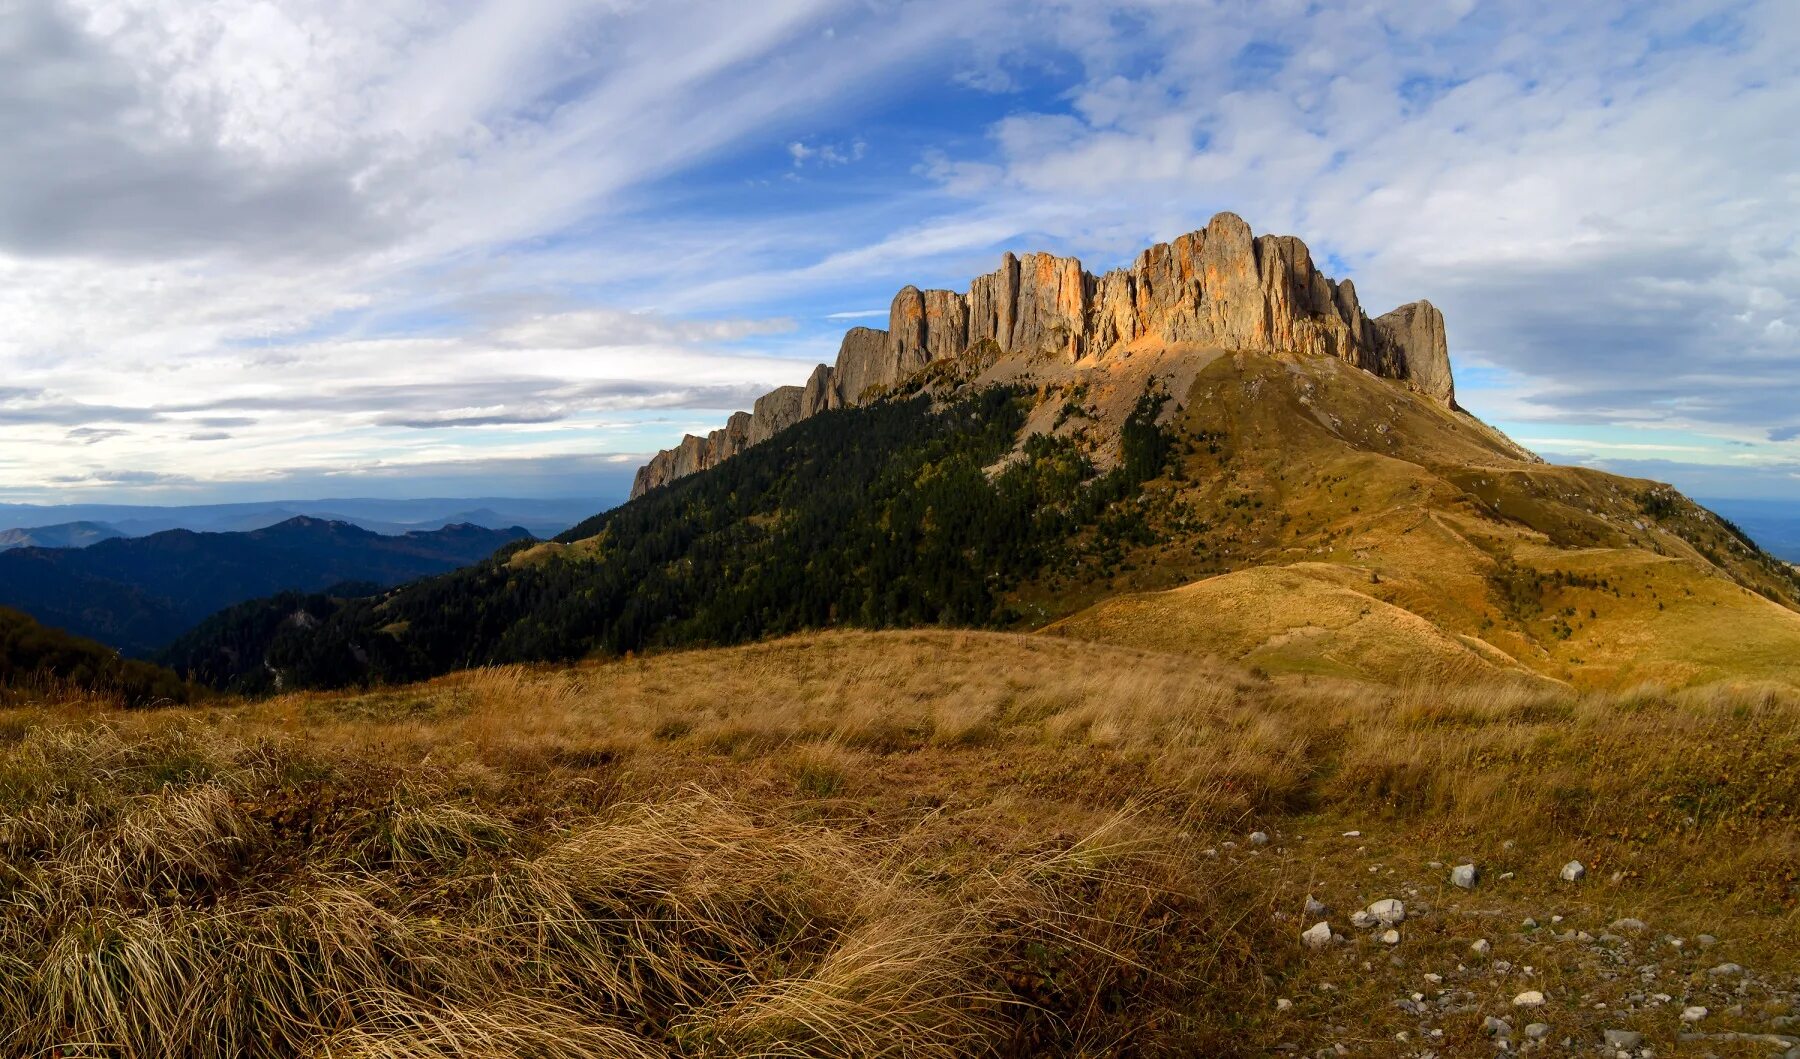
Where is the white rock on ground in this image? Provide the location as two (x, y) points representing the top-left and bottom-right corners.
(1681, 1006), (1708, 1022)
(1471, 938), (1492, 956)
(1483, 1016), (1512, 1037)
(1380, 929), (1401, 945)
(1304, 895), (1327, 916)
(1249, 831), (1270, 846)
(1603, 1029), (1644, 1049)
(1513, 990), (1546, 1007)
(1368, 898), (1406, 925)
(1276, 998), (1293, 1012)
(1351, 910), (1376, 929)
(1561, 860), (1586, 882)
(1301, 921), (1333, 949)
(1525, 1023), (1552, 1040)
(1451, 863), (1478, 888)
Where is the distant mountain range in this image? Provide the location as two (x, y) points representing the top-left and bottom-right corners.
(0, 521), (127, 551)
(1700, 498), (1800, 563)
(0, 517), (532, 656)
(0, 496), (611, 543)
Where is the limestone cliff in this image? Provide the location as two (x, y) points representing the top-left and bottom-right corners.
(630, 212), (1459, 498)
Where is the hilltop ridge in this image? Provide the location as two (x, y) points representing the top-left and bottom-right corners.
(635, 212), (1453, 496)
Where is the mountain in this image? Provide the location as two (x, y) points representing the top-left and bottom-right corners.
(0, 517), (532, 657)
(0, 497), (607, 540)
(0, 606), (188, 706)
(0, 521), (126, 550)
(168, 213), (1800, 693)
(633, 211), (1452, 497)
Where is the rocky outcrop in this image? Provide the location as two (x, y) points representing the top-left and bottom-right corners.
(631, 212), (1460, 498)
(1372, 300), (1454, 405)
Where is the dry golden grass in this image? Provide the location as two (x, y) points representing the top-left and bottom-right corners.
(3, 629), (1797, 1056)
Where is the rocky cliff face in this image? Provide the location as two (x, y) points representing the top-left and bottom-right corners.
(631, 212), (1458, 498)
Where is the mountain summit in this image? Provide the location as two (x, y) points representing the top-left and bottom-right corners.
(635, 212), (1452, 496)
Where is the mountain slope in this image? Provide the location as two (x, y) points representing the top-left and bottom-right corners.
(0, 518), (531, 656)
(0, 606), (188, 706)
(159, 386), (1181, 691)
(1045, 349), (1800, 688)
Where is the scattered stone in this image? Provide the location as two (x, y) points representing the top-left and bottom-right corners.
(1603, 1029), (1644, 1050)
(1369, 898), (1406, 925)
(1561, 861), (1587, 882)
(1342, 830), (1361, 838)
(1611, 918), (1647, 932)
(1351, 910), (1377, 929)
(1708, 962), (1744, 977)
(1483, 1016), (1513, 1037)
(1525, 1023), (1552, 1040)
(1381, 928), (1401, 945)
(1514, 991), (1546, 1007)
(1249, 831), (1270, 846)
(1471, 938), (1492, 957)
(1423, 973), (1443, 985)
(1500, 871), (1515, 881)
(1522, 917), (1538, 929)
(1696, 934), (1718, 948)
(1681, 1006), (1708, 1022)
(1452, 863), (1478, 889)
(1276, 998), (1293, 1012)
(1302, 921), (1333, 949)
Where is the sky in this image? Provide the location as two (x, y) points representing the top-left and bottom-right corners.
(1, 0), (1797, 506)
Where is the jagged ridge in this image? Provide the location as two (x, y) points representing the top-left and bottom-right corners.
(633, 212), (1453, 498)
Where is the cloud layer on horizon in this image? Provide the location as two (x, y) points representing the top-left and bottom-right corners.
(1, 0), (1796, 503)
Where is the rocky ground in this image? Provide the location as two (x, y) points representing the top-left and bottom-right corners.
(1229, 825), (1799, 1058)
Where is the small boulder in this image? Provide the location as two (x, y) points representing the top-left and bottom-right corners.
(1560, 860), (1586, 882)
(1249, 830), (1270, 846)
(1525, 1023), (1552, 1040)
(1276, 997), (1293, 1012)
(1483, 1016), (1513, 1038)
(1451, 863), (1478, 889)
(1680, 1006), (1707, 1023)
(1513, 990), (1546, 1007)
(1301, 921), (1333, 949)
(1350, 909), (1377, 929)
(1610, 918), (1646, 932)
(1603, 1029), (1643, 1050)
(1369, 898), (1406, 925)
(1471, 938), (1492, 957)
(1304, 895), (1327, 917)
(1707, 962), (1744, 976)
(1380, 929), (1401, 945)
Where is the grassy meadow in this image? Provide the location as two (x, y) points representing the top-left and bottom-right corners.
(2, 629), (1797, 1056)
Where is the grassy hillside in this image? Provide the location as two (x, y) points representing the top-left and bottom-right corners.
(1036, 351), (1800, 688)
(0, 606), (188, 707)
(3, 630), (1794, 1056)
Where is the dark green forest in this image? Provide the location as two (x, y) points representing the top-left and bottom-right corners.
(167, 385), (1173, 693)
(1, 607), (189, 706)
